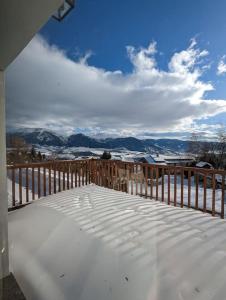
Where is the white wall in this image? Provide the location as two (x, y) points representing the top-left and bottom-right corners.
(0, 71), (9, 279)
(0, 0), (65, 280)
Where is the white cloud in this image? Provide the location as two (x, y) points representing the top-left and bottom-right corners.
(217, 56), (226, 75)
(5, 35), (226, 137)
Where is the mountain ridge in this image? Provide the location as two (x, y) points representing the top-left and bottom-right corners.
(6, 128), (196, 153)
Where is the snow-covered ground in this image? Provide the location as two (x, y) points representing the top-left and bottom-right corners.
(34, 145), (145, 160)
(8, 185), (226, 300)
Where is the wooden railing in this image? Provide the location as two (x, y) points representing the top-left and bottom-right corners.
(7, 159), (226, 218)
(7, 160), (91, 209)
(91, 160), (226, 219)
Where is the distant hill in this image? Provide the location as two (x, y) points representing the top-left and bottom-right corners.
(7, 128), (66, 147)
(7, 128), (197, 153)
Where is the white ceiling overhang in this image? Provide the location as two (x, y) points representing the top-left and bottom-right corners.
(0, 0), (63, 71)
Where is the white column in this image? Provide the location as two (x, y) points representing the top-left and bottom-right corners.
(0, 70), (9, 279)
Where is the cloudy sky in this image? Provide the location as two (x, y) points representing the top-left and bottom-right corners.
(5, 0), (226, 140)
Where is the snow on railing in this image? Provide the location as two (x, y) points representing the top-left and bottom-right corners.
(7, 159), (226, 218)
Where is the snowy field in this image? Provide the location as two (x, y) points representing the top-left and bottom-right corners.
(8, 185), (226, 300)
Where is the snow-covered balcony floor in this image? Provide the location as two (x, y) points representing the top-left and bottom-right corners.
(8, 184), (226, 300)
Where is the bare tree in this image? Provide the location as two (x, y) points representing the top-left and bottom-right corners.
(187, 132), (201, 157)
(215, 126), (226, 169)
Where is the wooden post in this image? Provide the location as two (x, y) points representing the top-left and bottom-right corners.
(26, 167), (29, 202)
(221, 174), (225, 219)
(12, 168), (15, 206)
(19, 168), (22, 205)
(203, 174), (207, 213)
(181, 168), (184, 208)
(161, 167), (164, 202)
(188, 170), (191, 208)
(212, 173), (216, 216)
(167, 168), (170, 205)
(174, 168), (177, 206)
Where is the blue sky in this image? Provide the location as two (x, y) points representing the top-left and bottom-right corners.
(6, 0), (226, 140)
(40, 0), (226, 87)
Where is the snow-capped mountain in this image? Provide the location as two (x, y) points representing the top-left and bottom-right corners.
(6, 128), (192, 153)
(7, 128), (66, 146)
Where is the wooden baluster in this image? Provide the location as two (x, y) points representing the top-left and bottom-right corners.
(87, 161), (89, 184)
(26, 167), (29, 203)
(43, 167), (46, 197)
(121, 163), (123, 192)
(156, 167), (159, 200)
(104, 162), (106, 187)
(79, 163), (81, 187)
(110, 162), (112, 189)
(96, 161), (98, 185)
(96, 162), (98, 185)
(150, 167), (153, 199)
(174, 168), (177, 206)
(195, 171), (199, 209)
(75, 163), (77, 187)
(131, 165), (133, 195)
(71, 164), (74, 188)
(32, 167), (35, 200)
(19, 168), (22, 205)
(54, 165), (56, 194)
(58, 168), (61, 192)
(12, 168), (16, 206)
(135, 164), (138, 195)
(89, 161), (91, 184)
(82, 162), (84, 186)
(116, 162), (118, 190)
(85, 161), (88, 185)
(221, 174), (225, 219)
(48, 165), (51, 195)
(103, 162), (107, 187)
(168, 168), (170, 205)
(115, 163), (118, 191)
(188, 170), (191, 208)
(109, 162), (112, 189)
(162, 167), (164, 202)
(67, 164), (70, 189)
(38, 167), (41, 198)
(98, 162), (100, 186)
(124, 164), (128, 193)
(63, 165), (65, 190)
(181, 168), (184, 208)
(140, 164), (142, 195)
(102, 161), (104, 187)
(203, 173), (207, 213)
(112, 162), (115, 189)
(145, 165), (148, 198)
(112, 162), (114, 189)
(107, 162), (110, 188)
(94, 161), (96, 185)
(212, 173), (216, 216)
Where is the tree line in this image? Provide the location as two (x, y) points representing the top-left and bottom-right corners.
(188, 127), (226, 169)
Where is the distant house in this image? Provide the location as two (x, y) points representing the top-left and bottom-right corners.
(134, 154), (194, 166)
(164, 156), (194, 166)
(196, 161), (213, 169)
(195, 161), (217, 188)
(195, 161), (215, 188)
(121, 156), (135, 163)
